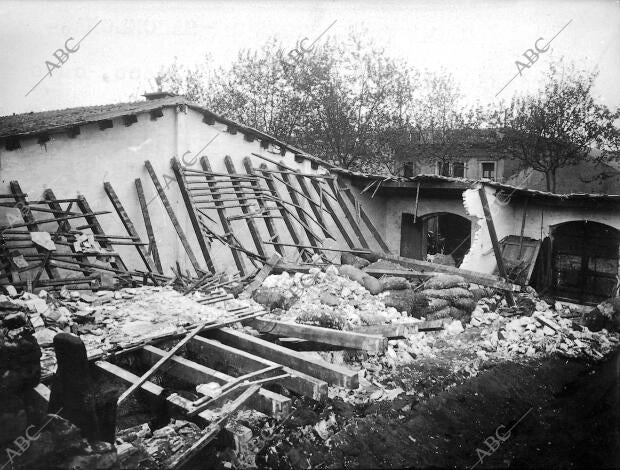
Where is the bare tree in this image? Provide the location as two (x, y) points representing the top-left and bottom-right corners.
(407, 71), (487, 175)
(154, 30), (420, 172)
(493, 59), (620, 192)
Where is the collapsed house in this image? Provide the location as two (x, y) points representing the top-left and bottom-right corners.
(0, 94), (618, 469)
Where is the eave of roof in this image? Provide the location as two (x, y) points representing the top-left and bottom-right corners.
(333, 169), (620, 201)
(0, 96), (334, 170)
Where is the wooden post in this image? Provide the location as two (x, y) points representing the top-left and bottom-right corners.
(413, 182), (420, 224)
(171, 159), (216, 273)
(135, 178), (163, 274)
(200, 157), (247, 275)
(478, 187), (516, 306)
(518, 197), (529, 259)
(103, 182), (156, 273)
(144, 160), (202, 274)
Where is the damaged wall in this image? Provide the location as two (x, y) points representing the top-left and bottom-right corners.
(0, 102), (385, 277)
(461, 185), (620, 275)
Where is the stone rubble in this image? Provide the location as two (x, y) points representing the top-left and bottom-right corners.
(1, 285), (238, 376)
(115, 420), (203, 469)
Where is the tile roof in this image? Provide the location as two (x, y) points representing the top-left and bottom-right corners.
(0, 97), (181, 139)
(0, 96), (333, 169)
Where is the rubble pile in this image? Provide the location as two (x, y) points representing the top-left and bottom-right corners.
(259, 266), (406, 330)
(0, 301), (117, 470)
(115, 420), (203, 469)
(0, 286), (234, 376)
(471, 296), (620, 361)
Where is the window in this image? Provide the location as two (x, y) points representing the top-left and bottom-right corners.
(452, 162), (465, 178)
(403, 162), (415, 177)
(435, 161), (465, 178)
(481, 162), (496, 180)
(437, 161), (451, 176)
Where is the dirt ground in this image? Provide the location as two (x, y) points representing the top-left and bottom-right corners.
(218, 351), (620, 469)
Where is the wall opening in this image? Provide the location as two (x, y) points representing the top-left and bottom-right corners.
(551, 220), (620, 304)
(400, 212), (471, 267)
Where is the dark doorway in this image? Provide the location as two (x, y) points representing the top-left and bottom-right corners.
(400, 212), (471, 266)
(551, 221), (620, 304)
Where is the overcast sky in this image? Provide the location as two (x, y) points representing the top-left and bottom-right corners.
(1, 0), (618, 117)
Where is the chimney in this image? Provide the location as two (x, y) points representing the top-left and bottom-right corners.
(143, 91), (177, 101)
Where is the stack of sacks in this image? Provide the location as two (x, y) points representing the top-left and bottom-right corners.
(338, 265), (384, 295)
(419, 274), (477, 322)
(340, 262), (430, 317)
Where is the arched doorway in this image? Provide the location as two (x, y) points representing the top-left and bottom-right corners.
(400, 212), (471, 267)
(552, 221), (620, 304)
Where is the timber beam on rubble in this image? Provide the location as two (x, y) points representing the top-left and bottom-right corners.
(365, 252), (521, 292)
(247, 318), (388, 353)
(186, 335), (328, 400)
(206, 328), (360, 389)
(138, 345), (290, 418)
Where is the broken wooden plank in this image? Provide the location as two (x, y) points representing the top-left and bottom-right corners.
(186, 336), (327, 401)
(145, 160), (202, 274)
(188, 375), (287, 417)
(10, 181), (60, 281)
(199, 156), (247, 275)
(207, 328), (359, 389)
(139, 345), (290, 418)
(171, 158), (216, 273)
(103, 181), (156, 273)
(338, 179), (392, 253)
(168, 385), (260, 470)
(96, 360), (191, 411)
(242, 157), (284, 256)
(135, 178), (163, 274)
(117, 318), (213, 405)
(244, 253), (282, 296)
(76, 194), (128, 272)
(117, 310), (266, 405)
(224, 156), (266, 258)
(248, 318), (387, 353)
(258, 163), (310, 261)
(309, 178), (355, 249)
(292, 172), (332, 240)
(325, 178), (370, 249)
(362, 267), (436, 279)
(273, 165), (325, 251)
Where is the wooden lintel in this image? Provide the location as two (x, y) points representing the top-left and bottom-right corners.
(248, 318), (387, 353)
(207, 328), (359, 389)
